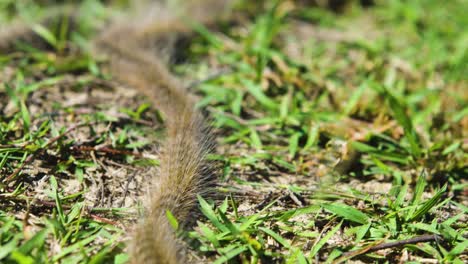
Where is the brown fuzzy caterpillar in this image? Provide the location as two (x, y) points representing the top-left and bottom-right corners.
(94, 34), (216, 264)
(1, 1), (233, 263)
(94, 1), (234, 262)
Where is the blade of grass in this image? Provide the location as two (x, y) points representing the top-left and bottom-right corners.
(310, 221), (342, 258)
(323, 203), (369, 225)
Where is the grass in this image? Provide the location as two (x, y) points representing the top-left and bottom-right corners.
(0, 0), (467, 263)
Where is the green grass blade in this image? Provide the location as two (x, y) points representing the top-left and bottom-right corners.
(323, 203), (369, 224)
(310, 221), (342, 258)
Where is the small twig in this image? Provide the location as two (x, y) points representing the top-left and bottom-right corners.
(70, 145), (144, 157)
(119, 171), (137, 207)
(0, 195), (120, 226)
(362, 234), (441, 253)
(338, 234), (442, 263)
(89, 214), (119, 226)
(0, 195), (72, 210)
(288, 190), (305, 207)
